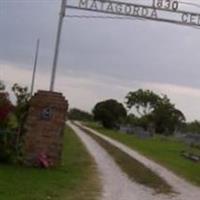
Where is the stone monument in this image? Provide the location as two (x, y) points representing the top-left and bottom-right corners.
(23, 90), (68, 167)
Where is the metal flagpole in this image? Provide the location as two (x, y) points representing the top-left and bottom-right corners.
(31, 38), (40, 96)
(50, 0), (66, 91)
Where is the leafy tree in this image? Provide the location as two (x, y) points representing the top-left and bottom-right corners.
(12, 83), (30, 118)
(12, 83), (30, 126)
(0, 81), (5, 91)
(12, 83), (30, 107)
(9, 83), (30, 163)
(152, 95), (185, 135)
(125, 89), (161, 116)
(125, 113), (138, 125)
(69, 108), (93, 121)
(125, 113), (152, 130)
(125, 90), (185, 135)
(184, 120), (200, 134)
(93, 99), (127, 129)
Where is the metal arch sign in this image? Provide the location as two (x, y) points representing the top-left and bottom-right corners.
(66, 0), (200, 27)
(49, 0), (200, 91)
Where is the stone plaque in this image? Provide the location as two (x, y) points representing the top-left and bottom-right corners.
(23, 90), (68, 167)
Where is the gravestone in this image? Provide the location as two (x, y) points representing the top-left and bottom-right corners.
(119, 125), (134, 134)
(184, 134), (200, 145)
(23, 90), (68, 167)
(134, 127), (152, 139)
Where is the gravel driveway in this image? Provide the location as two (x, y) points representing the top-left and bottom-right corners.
(67, 121), (200, 200)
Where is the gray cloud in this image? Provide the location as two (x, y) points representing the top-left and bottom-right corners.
(1, 0), (200, 120)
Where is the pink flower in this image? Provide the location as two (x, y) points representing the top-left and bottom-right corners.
(37, 152), (53, 168)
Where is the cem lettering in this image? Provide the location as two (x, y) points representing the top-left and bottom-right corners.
(77, 0), (200, 27)
(79, 0), (158, 19)
(181, 13), (200, 25)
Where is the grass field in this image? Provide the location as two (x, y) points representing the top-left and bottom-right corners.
(85, 122), (200, 187)
(0, 126), (100, 200)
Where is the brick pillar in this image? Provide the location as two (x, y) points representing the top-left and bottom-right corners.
(23, 90), (68, 167)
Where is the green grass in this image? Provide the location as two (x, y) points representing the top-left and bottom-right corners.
(75, 123), (173, 194)
(0, 125), (100, 200)
(85, 122), (200, 187)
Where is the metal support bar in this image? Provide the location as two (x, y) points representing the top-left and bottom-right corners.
(50, 0), (66, 91)
(31, 38), (40, 96)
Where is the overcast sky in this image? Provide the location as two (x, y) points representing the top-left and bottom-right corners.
(1, 0), (200, 121)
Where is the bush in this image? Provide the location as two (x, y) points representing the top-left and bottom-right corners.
(68, 108), (93, 121)
(0, 92), (13, 127)
(0, 82), (31, 164)
(0, 129), (18, 163)
(93, 99), (127, 129)
(0, 90), (17, 163)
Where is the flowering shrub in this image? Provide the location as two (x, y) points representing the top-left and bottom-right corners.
(0, 83), (30, 164)
(37, 152), (53, 168)
(0, 93), (13, 124)
(0, 106), (12, 121)
(0, 92), (16, 163)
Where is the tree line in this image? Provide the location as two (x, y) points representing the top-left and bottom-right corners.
(69, 89), (200, 135)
